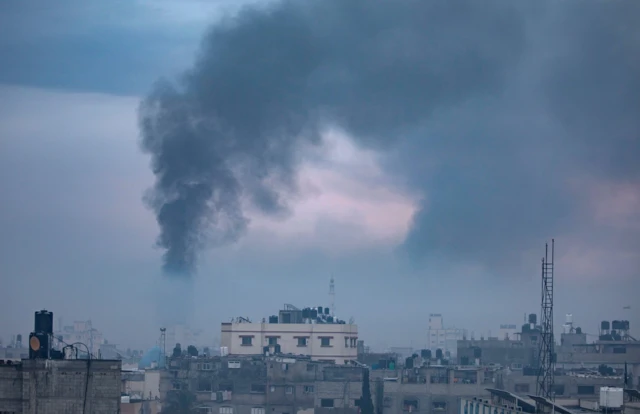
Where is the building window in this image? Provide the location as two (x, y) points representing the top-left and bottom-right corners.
(320, 337), (332, 347)
(220, 408), (233, 414)
(350, 338), (357, 347)
(321, 399), (335, 408)
(251, 408), (265, 414)
(514, 384), (530, 393)
(268, 337), (278, 346)
(198, 378), (212, 391)
(553, 384), (565, 396)
(345, 337), (349, 347)
(285, 386), (293, 394)
(297, 337), (308, 347)
(578, 386), (595, 395)
(304, 385), (314, 394)
(198, 363), (212, 370)
(613, 347), (626, 354)
(251, 384), (266, 394)
(241, 336), (253, 346)
(433, 402), (447, 411)
(383, 396), (393, 408)
(403, 399), (419, 412)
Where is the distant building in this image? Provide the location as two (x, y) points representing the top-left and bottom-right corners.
(220, 304), (358, 365)
(55, 320), (105, 356)
(165, 323), (205, 349)
(428, 313), (466, 356)
(499, 324), (518, 340)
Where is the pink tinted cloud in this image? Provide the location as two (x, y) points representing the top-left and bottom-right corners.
(558, 176), (640, 282)
(246, 130), (419, 251)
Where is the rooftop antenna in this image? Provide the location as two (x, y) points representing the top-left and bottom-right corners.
(329, 277), (335, 316)
(536, 239), (555, 402)
(159, 328), (166, 364)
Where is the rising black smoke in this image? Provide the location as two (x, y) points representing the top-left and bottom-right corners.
(140, 0), (640, 277)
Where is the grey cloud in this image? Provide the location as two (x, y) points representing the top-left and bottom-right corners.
(141, 0), (529, 276)
(139, 0), (639, 277)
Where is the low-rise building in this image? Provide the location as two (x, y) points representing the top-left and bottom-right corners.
(428, 314), (466, 357)
(221, 304), (358, 365)
(0, 358), (122, 413)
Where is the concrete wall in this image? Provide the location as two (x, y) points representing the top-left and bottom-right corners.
(121, 399), (161, 414)
(0, 363), (23, 413)
(502, 371), (624, 398)
(221, 323), (358, 364)
(0, 359), (120, 414)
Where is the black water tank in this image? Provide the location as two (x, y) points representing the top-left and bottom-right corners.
(269, 315), (278, 323)
(420, 349), (430, 359)
(311, 309), (318, 319)
(302, 308), (309, 319)
(601, 321), (610, 331)
(435, 348), (443, 359)
(318, 306), (323, 314)
(405, 357), (414, 369)
(324, 307), (330, 315)
(461, 356), (470, 365)
(263, 346), (269, 354)
(623, 320), (630, 331)
(35, 310), (53, 334)
(327, 316), (334, 323)
(528, 313), (537, 324)
(275, 344), (281, 354)
(575, 327), (582, 334)
(16, 334), (22, 343)
(612, 320), (622, 330)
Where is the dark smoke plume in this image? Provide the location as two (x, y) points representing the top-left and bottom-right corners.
(140, 0), (640, 276)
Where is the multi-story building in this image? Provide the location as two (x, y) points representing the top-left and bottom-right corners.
(166, 323), (206, 349)
(428, 313), (466, 357)
(221, 304), (358, 365)
(55, 320), (105, 356)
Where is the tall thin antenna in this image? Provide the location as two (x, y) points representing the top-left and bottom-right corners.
(536, 239), (555, 401)
(329, 277), (335, 316)
(160, 328), (166, 365)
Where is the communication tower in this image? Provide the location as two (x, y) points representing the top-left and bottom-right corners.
(536, 239), (555, 401)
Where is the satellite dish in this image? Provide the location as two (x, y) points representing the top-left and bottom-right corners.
(30, 336), (40, 351)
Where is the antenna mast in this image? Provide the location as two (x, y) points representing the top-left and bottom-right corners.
(536, 239), (555, 401)
(329, 277), (335, 316)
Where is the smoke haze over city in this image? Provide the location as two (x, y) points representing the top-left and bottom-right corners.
(0, 0), (638, 350)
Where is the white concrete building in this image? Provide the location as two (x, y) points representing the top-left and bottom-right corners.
(220, 305), (358, 365)
(499, 324), (518, 340)
(427, 313), (466, 357)
(55, 320), (105, 356)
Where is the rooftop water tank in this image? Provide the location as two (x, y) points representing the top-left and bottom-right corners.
(35, 310), (53, 335)
(601, 321), (610, 331)
(528, 314), (537, 324)
(565, 314), (573, 324)
(600, 387), (623, 409)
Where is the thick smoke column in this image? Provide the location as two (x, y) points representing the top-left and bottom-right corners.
(140, 0), (640, 276)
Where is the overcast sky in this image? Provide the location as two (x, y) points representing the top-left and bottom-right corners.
(0, 0), (638, 351)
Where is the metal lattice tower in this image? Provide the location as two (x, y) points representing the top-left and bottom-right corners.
(536, 239), (555, 401)
(329, 277), (335, 316)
